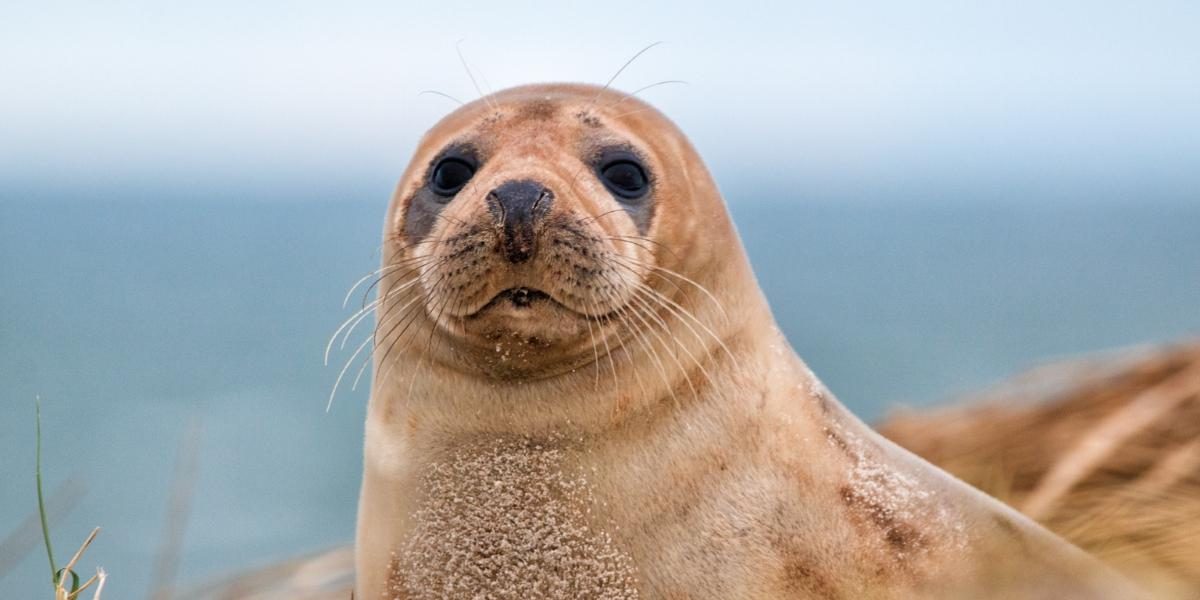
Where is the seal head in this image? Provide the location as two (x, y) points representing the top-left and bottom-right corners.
(380, 83), (733, 381)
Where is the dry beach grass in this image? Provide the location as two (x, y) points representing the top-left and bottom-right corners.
(879, 340), (1200, 598)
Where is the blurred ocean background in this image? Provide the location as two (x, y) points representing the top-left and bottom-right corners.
(2, 1), (1198, 597)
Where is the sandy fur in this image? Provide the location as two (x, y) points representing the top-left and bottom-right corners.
(355, 84), (1144, 599)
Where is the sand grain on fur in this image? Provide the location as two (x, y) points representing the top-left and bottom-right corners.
(388, 437), (639, 600)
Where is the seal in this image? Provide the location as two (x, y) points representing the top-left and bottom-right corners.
(354, 83), (1144, 599)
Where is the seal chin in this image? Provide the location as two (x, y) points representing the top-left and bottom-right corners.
(436, 286), (604, 379)
(455, 287), (595, 349)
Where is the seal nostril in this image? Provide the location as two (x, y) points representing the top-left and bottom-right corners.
(532, 189), (551, 212)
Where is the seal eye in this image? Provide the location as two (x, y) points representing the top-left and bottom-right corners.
(599, 160), (649, 199)
(430, 158), (475, 197)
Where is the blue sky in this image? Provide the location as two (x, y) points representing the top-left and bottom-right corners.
(3, 1), (1198, 201)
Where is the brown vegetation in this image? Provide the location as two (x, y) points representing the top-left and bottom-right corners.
(880, 341), (1200, 598)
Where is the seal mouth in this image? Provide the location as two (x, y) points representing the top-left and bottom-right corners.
(492, 287), (551, 308)
(462, 287), (619, 324)
(499, 288), (549, 309)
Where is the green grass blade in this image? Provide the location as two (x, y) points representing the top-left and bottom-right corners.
(56, 567), (79, 592)
(36, 396), (59, 584)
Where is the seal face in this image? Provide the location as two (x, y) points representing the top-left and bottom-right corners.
(380, 87), (681, 380)
(356, 83), (1147, 600)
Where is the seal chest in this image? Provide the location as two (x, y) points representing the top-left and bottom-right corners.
(386, 436), (639, 600)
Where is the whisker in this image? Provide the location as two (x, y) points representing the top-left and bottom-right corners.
(580, 207), (631, 226)
(603, 251), (690, 304)
(374, 271), (454, 382)
(326, 268), (429, 366)
(630, 284), (719, 388)
(351, 344), (375, 392)
(418, 276), (467, 388)
(601, 255), (694, 315)
(386, 232), (450, 250)
(612, 105), (665, 120)
(355, 241), (444, 308)
(341, 266), (435, 399)
(456, 40), (496, 111)
(328, 333), (374, 412)
(623, 300), (677, 404)
(331, 279), (430, 404)
(357, 253), (439, 310)
(581, 293), (603, 390)
(597, 281), (677, 405)
(604, 234), (683, 262)
(418, 89), (466, 106)
(590, 41), (665, 107)
(403, 286), (456, 399)
(327, 297), (383, 367)
(603, 235), (656, 255)
(355, 279), (452, 394)
(607, 80), (688, 109)
(474, 63), (497, 101)
(623, 286), (698, 398)
(372, 288), (436, 391)
(601, 268), (699, 395)
(338, 266), (449, 398)
(589, 291), (642, 401)
(373, 275), (442, 350)
(611, 254), (729, 322)
(609, 256), (738, 366)
(342, 264), (402, 309)
(340, 277), (427, 353)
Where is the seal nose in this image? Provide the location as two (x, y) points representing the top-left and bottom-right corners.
(486, 179), (554, 264)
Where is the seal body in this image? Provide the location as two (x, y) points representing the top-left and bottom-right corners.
(355, 83), (1142, 599)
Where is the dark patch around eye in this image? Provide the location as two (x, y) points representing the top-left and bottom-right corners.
(592, 146), (656, 235)
(403, 142), (482, 244)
